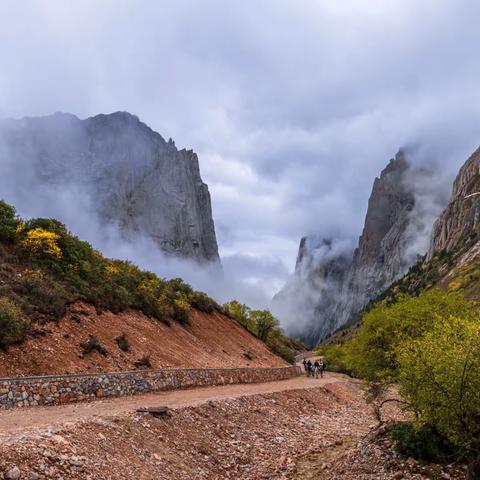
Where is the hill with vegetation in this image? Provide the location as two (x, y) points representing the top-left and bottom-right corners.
(0, 200), (295, 372)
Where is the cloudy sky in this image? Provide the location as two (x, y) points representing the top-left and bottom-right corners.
(1, 0), (480, 306)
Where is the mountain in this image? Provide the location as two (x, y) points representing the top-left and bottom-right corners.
(379, 146), (480, 302)
(0, 111), (220, 264)
(335, 152), (415, 326)
(273, 150), (438, 345)
(272, 237), (353, 344)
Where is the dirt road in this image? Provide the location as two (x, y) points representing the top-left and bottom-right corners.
(0, 372), (342, 438)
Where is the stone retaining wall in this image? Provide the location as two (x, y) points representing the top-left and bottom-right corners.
(0, 366), (301, 410)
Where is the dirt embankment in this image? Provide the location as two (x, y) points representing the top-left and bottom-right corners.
(0, 302), (286, 377)
(0, 377), (465, 479)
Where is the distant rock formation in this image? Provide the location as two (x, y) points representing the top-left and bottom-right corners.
(272, 237), (353, 344)
(335, 152), (415, 328)
(274, 151), (435, 345)
(0, 111), (220, 264)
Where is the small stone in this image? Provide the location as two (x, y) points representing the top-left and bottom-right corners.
(5, 466), (21, 479)
(51, 434), (68, 445)
(392, 472), (404, 480)
(27, 472), (40, 480)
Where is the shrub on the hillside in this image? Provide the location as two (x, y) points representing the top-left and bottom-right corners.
(13, 269), (70, 321)
(387, 422), (456, 463)
(223, 300), (296, 363)
(250, 310), (278, 343)
(0, 298), (27, 349)
(172, 297), (191, 324)
(20, 228), (62, 260)
(267, 338), (294, 364)
(80, 335), (108, 356)
(223, 300), (256, 334)
(397, 315), (480, 476)
(0, 201), (18, 242)
(134, 354), (152, 368)
(189, 291), (216, 313)
(115, 333), (130, 352)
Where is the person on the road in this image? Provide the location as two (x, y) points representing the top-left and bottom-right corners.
(318, 360), (325, 378)
(314, 360), (320, 378)
(306, 360), (313, 377)
(302, 358), (308, 375)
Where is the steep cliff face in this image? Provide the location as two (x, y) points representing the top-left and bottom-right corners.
(0, 112), (220, 264)
(274, 151), (430, 345)
(428, 147), (480, 258)
(335, 152), (415, 327)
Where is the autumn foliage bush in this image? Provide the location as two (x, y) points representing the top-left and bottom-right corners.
(0, 297), (27, 349)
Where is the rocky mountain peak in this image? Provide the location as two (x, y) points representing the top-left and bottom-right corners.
(0, 112), (220, 264)
(273, 150), (428, 345)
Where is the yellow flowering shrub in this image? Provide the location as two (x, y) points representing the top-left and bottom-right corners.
(105, 264), (120, 277)
(21, 228), (62, 259)
(172, 296), (191, 324)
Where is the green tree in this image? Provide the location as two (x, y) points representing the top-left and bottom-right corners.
(223, 300), (256, 333)
(397, 315), (480, 479)
(0, 200), (17, 242)
(346, 289), (475, 383)
(222, 300), (295, 363)
(250, 309), (278, 342)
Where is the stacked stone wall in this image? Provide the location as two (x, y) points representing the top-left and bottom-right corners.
(0, 366), (301, 409)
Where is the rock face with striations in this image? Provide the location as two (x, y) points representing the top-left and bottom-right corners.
(428, 147), (480, 259)
(273, 151), (428, 345)
(335, 152), (415, 328)
(0, 112), (220, 264)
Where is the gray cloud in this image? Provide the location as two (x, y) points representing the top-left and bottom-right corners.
(1, 0), (480, 311)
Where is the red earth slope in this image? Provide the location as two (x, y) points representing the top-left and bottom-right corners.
(0, 302), (286, 377)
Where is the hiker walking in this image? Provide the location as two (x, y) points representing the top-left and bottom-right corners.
(302, 358), (308, 375)
(318, 360), (325, 378)
(306, 359), (313, 377)
(314, 360), (320, 378)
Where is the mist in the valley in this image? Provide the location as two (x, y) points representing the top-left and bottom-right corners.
(271, 237), (354, 337)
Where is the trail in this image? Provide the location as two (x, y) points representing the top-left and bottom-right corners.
(0, 373), (344, 438)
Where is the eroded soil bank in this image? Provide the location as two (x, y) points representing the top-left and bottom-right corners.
(0, 303), (285, 377)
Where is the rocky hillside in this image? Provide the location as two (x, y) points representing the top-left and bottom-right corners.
(274, 151), (436, 345)
(0, 112), (219, 264)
